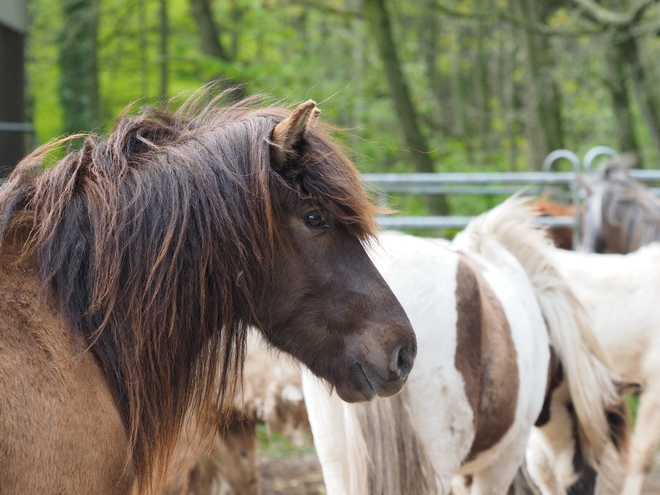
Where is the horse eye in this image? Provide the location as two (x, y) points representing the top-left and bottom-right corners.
(304, 211), (328, 229)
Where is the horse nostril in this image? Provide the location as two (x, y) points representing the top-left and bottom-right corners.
(396, 346), (413, 380)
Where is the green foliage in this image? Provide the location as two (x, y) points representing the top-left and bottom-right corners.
(26, 0), (660, 218)
(255, 424), (315, 459)
(627, 394), (640, 426)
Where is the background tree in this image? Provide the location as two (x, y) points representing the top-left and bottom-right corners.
(363, 0), (449, 213)
(568, 0), (660, 164)
(59, 0), (100, 133)
(22, 0), (660, 216)
(515, 0), (565, 169)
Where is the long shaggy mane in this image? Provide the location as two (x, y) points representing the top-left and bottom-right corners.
(0, 89), (379, 492)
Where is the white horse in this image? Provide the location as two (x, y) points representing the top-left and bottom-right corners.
(303, 198), (629, 495)
(523, 245), (660, 495)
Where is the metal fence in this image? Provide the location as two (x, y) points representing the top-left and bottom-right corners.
(363, 147), (660, 248)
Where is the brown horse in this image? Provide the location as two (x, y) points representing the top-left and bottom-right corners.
(530, 197), (575, 250)
(0, 91), (416, 494)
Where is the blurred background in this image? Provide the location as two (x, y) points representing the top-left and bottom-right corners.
(3, 2), (660, 492)
(3, 0), (660, 216)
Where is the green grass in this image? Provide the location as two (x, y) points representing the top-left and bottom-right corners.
(256, 424), (316, 459)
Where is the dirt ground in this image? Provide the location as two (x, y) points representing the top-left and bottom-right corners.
(259, 452), (660, 495)
(259, 453), (325, 495)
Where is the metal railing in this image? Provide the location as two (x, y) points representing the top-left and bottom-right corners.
(363, 147), (660, 249)
(0, 122), (34, 133)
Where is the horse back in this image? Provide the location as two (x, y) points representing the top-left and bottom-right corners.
(0, 241), (134, 494)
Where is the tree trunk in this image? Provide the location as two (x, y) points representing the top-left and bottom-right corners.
(188, 0), (229, 61)
(59, 0), (100, 134)
(621, 33), (660, 157)
(452, 27), (473, 159)
(604, 40), (639, 157)
(362, 0), (449, 214)
(138, 0), (148, 97)
(514, 0), (564, 169)
(0, 23), (26, 177)
(422, 0), (444, 119)
(476, 17), (491, 152)
(159, 0), (169, 101)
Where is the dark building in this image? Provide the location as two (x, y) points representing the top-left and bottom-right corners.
(0, 1), (28, 177)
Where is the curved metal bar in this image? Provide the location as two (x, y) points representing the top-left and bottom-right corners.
(541, 150), (581, 249)
(582, 146), (617, 171)
(541, 149), (581, 173)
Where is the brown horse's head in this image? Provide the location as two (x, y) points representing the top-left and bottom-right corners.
(255, 101), (416, 402)
(0, 90), (414, 491)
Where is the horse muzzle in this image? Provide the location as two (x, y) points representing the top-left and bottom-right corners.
(337, 332), (417, 403)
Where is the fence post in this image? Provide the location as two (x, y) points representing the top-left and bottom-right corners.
(541, 150), (581, 249)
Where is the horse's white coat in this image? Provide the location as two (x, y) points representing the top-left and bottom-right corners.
(305, 231), (549, 494)
(370, 234), (477, 490)
(546, 246), (660, 495)
(304, 199), (622, 495)
(451, 240), (550, 494)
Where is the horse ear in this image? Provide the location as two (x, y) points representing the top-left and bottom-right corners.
(271, 100), (319, 168)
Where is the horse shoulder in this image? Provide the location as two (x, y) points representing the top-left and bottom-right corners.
(454, 255), (520, 463)
(0, 245), (134, 494)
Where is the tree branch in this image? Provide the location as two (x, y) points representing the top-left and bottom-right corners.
(571, 0), (660, 27)
(290, 0), (364, 18)
(433, 1), (604, 38)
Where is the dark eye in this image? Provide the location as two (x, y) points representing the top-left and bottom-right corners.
(304, 211), (329, 229)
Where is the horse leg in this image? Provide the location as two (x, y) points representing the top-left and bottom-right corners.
(524, 429), (564, 495)
(622, 386), (660, 495)
(469, 436), (528, 495)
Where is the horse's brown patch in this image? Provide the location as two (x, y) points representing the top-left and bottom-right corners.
(454, 256), (519, 461)
(531, 199), (574, 250)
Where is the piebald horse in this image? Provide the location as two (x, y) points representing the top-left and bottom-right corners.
(523, 245), (660, 495)
(0, 92), (416, 494)
(303, 198), (629, 495)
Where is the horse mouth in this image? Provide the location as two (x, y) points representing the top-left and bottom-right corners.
(335, 362), (377, 403)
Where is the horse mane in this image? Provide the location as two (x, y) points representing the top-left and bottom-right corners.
(347, 391), (439, 495)
(598, 154), (660, 252)
(0, 89), (379, 492)
(454, 197), (627, 465)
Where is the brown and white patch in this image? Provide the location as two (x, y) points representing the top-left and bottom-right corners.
(454, 255), (519, 462)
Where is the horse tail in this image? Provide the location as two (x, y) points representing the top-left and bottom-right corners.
(454, 196), (627, 463)
(346, 391), (438, 495)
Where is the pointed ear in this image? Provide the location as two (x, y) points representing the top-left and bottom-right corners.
(271, 100), (318, 168)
